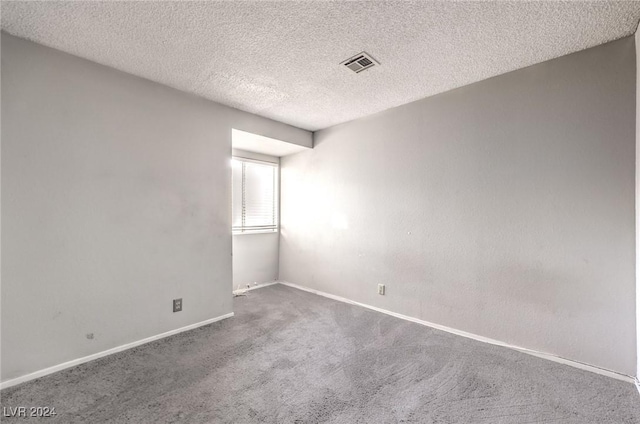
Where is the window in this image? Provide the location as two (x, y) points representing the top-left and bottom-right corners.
(232, 157), (278, 234)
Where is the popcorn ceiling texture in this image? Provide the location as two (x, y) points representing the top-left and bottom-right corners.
(2, 1), (640, 131)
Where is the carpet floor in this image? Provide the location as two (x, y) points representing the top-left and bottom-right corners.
(2, 284), (640, 423)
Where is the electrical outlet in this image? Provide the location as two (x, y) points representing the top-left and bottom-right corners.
(173, 298), (182, 313)
(378, 284), (385, 295)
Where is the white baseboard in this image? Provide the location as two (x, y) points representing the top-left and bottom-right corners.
(278, 281), (636, 384)
(0, 312), (234, 390)
(233, 281), (279, 295)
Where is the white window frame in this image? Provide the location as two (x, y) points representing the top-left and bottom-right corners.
(232, 156), (279, 235)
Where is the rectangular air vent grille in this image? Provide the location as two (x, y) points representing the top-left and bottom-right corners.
(341, 52), (379, 73)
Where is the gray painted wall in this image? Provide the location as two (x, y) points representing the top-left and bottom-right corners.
(636, 30), (640, 378)
(280, 37), (637, 376)
(233, 233), (279, 289)
(231, 149), (280, 289)
(1, 34), (311, 382)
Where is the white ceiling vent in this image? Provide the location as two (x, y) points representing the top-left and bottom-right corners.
(341, 52), (379, 74)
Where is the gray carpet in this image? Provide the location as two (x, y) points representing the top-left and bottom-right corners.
(2, 284), (639, 423)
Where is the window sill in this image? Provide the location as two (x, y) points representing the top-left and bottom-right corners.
(233, 230), (279, 236)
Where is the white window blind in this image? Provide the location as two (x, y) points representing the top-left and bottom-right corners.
(232, 158), (278, 233)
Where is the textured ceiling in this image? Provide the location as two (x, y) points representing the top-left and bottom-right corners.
(2, 1), (640, 131)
